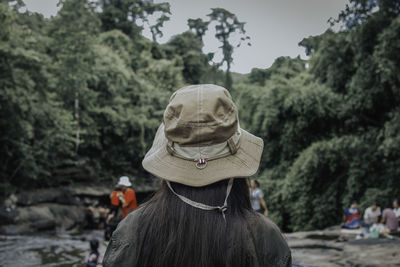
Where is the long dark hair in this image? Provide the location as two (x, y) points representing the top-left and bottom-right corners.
(135, 178), (256, 267)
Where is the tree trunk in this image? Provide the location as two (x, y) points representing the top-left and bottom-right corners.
(74, 91), (80, 154)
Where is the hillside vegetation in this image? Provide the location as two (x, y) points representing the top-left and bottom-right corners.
(1, 0), (399, 231)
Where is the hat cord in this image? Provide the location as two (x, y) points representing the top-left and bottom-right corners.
(166, 178), (234, 222)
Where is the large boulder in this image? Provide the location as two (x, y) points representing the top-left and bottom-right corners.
(288, 227), (400, 266)
(15, 205), (55, 223)
(69, 186), (110, 198)
(16, 188), (77, 206)
(0, 203), (86, 235)
(0, 219), (56, 235)
(0, 208), (17, 225)
(47, 203), (86, 230)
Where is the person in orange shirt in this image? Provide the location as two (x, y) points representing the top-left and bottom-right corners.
(116, 176), (137, 218)
(110, 188), (122, 207)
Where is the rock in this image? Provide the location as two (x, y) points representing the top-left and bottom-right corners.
(0, 223), (32, 235)
(15, 205), (55, 223)
(287, 227), (400, 266)
(0, 182), (158, 236)
(33, 219), (57, 231)
(16, 188), (77, 206)
(69, 186), (110, 197)
(0, 203), (86, 235)
(0, 208), (17, 225)
(3, 194), (17, 210)
(0, 219), (56, 235)
(47, 203), (86, 230)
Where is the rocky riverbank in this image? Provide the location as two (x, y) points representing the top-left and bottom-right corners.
(2, 188), (400, 266)
(289, 226), (400, 266)
(0, 184), (156, 235)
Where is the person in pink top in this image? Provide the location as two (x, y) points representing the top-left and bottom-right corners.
(381, 201), (398, 233)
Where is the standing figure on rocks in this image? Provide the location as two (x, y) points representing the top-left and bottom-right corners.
(116, 176), (137, 218)
(103, 84), (291, 267)
(105, 184), (123, 240)
(250, 179), (269, 216)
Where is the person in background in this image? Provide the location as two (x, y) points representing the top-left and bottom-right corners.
(116, 176), (138, 218)
(250, 179), (269, 216)
(363, 202), (381, 226)
(84, 203), (97, 229)
(105, 185), (123, 240)
(369, 215), (388, 238)
(86, 238), (102, 267)
(342, 200), (361, 229)
(107, 184), (122, 221)
(393, 199), (400, 227)
(381, 201), (398, 233)
(97, 206), (110, 230)
(110, 185), (122, 210)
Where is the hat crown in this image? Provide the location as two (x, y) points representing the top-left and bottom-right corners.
(118, 176), (131, 186)
(163, 84), (238, 146)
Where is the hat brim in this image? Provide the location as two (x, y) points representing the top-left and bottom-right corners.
(118, 182), (132, 187)
(142, 124), (264, 187)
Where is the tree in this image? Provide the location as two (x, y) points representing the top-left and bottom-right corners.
(98, 0), (170, 41)
(207, 8), (250, 89)
(249, 56), (305, 86)
(164, 31), (209, 84)
(187, 18), (209, 42)
(48, 0), (100, 158)
(0, 2), (74, 195)
(234, 0), (400, 231)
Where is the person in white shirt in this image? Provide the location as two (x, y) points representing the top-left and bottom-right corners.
(364, 203), (381, 225)
(250, 179), (269, 216)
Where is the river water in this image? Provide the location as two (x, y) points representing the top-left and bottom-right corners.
(0, 231), (107, 267)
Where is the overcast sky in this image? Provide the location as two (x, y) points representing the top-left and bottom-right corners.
(23, 0), (348, 74)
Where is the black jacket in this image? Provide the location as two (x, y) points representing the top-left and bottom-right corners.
(103, 208), (291, 267)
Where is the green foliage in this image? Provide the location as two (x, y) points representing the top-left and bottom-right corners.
(299, 30), (355, 94)
(283, 135), (376, 231)
(0, 2), (74, 194)
(187, 18), (209, 42)
(2, 0), (400, 234)
(249, 56), (305, 86)
(49, 0), (101, 157)
(98, 0), (170, 41)
(332, 0), (399, 29)
(0, 0), (183, 195)
(234, 0), (400, 231)
(207, 8), (250, 89)
(163, 31), (209, 84)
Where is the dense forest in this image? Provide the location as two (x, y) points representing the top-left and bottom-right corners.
(1, 0), (400, 232)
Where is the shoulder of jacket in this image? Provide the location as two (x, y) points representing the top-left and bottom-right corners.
(247, 212), (292, 266)
(103, 208), (143, 267)
(249, 212), (281, 232)
(112, 207), (143, 241)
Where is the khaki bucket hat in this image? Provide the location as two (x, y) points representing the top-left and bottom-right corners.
(142, 84), (264, 187)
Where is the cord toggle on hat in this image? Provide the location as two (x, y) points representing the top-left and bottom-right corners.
(196, 158), (207, 169)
